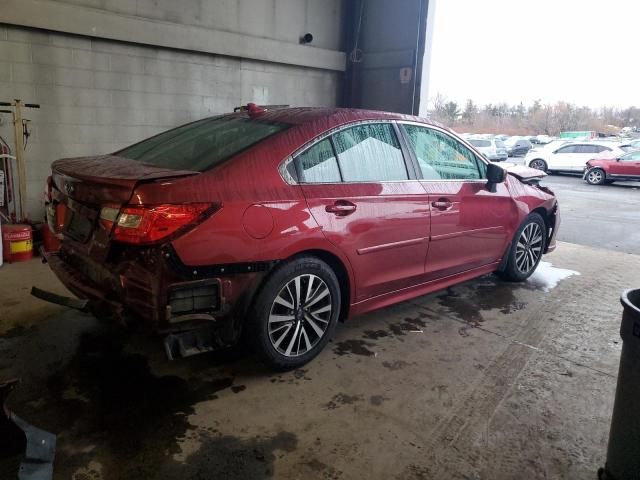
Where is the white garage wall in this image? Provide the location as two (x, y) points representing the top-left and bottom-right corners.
(0, 0), (344, 219)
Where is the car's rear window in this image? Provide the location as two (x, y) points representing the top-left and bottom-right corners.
(116, 116), (291, 171)
(469, 139), (491, 148)
(495, 140), (505, 148)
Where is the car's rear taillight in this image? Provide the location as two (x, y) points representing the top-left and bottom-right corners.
(103, 203), (215, 245)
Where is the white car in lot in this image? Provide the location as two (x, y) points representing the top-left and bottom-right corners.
(467, 138), (509, 161)
(525, 141), (626, 173)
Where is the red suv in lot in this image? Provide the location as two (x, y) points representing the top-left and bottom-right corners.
(584, 150), (640, 185)
(41, 106), (559, 368)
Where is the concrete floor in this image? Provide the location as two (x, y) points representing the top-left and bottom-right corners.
(1, 240), (637, 479)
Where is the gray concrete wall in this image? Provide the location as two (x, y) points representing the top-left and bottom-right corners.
(0, 0), (344, 219)
(50, 0), (343, 51)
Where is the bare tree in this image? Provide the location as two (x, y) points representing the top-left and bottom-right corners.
(428, 96), (636, 136)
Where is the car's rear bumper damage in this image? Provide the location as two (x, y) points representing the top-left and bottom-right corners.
(35, 246), (268, 358)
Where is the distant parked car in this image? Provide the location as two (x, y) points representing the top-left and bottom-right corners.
(584, 150), (640, 184)
(536, 135), (555, 144)
(619, 143), (638, 153)
(527, 142), (626, 173)
(468, 138), (508, 161)
(505, 137), (533, 157)
(524, 140), (570, 166)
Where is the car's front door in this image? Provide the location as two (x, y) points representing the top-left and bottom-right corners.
(549, 144), (578, 170)
(609, 151), (640, 177)
(400, 123), (514, 279)
(297, 122), (430, 302)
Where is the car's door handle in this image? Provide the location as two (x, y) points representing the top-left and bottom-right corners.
(431, 199), (452, 210)
(325, 200), (357, 216)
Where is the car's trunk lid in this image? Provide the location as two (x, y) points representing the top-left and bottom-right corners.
(50, 155), (199, 260)
(52, 155), (198, 204)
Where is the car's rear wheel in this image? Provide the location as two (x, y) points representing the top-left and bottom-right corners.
(498, 213), (546, 282)
(250, 256), (341, 370)
(529, 159), (547, 172)
(586, 168), (606, 185)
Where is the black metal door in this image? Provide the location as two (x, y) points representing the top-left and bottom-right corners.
(343, 0), (431, 115)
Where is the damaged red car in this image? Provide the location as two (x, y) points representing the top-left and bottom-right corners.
(38, 106), (560, 369)
(584, 150), (640, 185)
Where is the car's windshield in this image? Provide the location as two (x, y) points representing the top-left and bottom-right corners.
(469, 139), (491, 148)
(495, 140), (505, 148)
(117, 116), (291, 171)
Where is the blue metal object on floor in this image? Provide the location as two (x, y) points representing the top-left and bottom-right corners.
(0, 379), (56, 480)
(12, 414), (56, 480)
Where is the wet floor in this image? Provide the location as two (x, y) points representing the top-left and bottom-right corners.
(0, 242), (636, 479)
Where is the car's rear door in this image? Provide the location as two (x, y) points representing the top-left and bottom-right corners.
(399, 123), (514, 279)
(572, 144), (602, 171)
(296, 122), (430, 302)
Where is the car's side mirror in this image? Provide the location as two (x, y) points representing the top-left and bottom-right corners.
(486, 162), (506, 192)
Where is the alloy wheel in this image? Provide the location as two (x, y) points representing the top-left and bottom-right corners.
(268, 274), (332, 357)
(530, 159), (546, 171)
(515, 223), (543, 274)
(587, 169), (604, 185)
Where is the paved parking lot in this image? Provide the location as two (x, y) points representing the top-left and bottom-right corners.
(508, 156), (640, 253)
(2, 167), (640, 479)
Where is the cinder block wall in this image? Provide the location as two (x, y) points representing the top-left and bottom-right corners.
(0, 0), (344, 219)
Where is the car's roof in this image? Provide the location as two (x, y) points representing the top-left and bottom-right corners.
(582, 141), (623, 147)
(233, 106), (446, 130)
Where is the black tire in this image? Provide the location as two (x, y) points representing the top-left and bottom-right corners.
(529, 159), (547, 172)
(498, 213), (547, 282)
(585, 168), (606, 185)
(250, 256), (341, 370)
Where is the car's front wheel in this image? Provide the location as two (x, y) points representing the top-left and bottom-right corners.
(250, 256), (341, 370)
(498, 213), (546, 282)
(585, 168), (606, 185)
(529, 159), (547, 172)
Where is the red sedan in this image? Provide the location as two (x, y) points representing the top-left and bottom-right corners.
(40, 106), (560, 369)
(584, 150), (640, 185)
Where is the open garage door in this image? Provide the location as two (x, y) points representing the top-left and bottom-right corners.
(344, 0), (431, 115)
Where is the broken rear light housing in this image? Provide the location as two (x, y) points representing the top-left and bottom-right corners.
(106, 203), (217, 245)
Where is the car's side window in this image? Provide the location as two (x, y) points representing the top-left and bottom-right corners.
(575, 145), (593, 154)
(582, 145), (602, 154)
(622, 151), (640, 161)
(297, 138), (342, 183)
(556, 145), (576, 154)
(402, 124), (483, 180)
(595, 145), (611, 153)
(332, 123), (409, 182)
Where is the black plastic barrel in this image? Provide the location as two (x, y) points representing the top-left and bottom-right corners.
(602, 289), (640, 479)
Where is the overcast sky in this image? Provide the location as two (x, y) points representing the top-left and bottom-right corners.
(425, 0), (640, 110)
